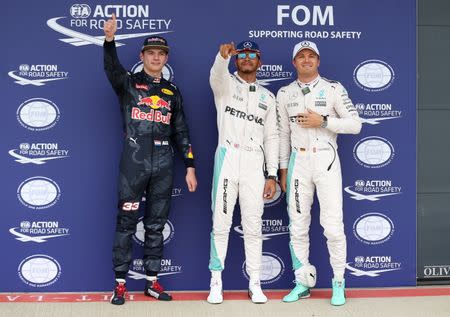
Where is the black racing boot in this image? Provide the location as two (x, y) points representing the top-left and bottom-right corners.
(110, 279), (127, 305)
(144, 279), (172, 301)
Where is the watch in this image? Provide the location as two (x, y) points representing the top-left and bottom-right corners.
(266, 175), (277, 181)
(320, 115), (328, 128)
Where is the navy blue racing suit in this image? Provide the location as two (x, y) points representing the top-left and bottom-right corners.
(104, 39), (194, 278)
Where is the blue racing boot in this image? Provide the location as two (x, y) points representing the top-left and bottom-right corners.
(331, 279), (346, 306)
(282, 282), (310, 303)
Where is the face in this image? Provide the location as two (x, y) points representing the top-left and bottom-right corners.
(140, 48), (168, 75)
(235, 50), (261, 74)
(292, 49), (320, 77)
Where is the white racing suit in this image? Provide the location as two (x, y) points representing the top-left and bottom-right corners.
(208, 53), (278, 281)
(277, 76), (361, 281)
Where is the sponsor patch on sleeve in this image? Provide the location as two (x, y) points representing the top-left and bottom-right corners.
(162, 88), (174, 95)
(187, 145), (194, 159)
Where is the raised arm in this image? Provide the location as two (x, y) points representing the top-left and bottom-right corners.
(103, 14), (128, 95)
(209, 43), (236, 101)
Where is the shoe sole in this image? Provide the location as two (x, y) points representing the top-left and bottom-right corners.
(331, 297), (346, 306)
(282, 292), (311, 303)
(110, 291), (126, 305)
(331, 291), (346, 306)
(144, 291), (172, 301)
(207, 299), (223, 304)
(207, 292), (223, 304)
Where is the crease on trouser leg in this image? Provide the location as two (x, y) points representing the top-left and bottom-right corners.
(316, 158), (346, 280)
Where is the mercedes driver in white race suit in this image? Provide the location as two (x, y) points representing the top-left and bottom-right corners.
(207, 41), (279, 304)
(277, 40), (361, 306)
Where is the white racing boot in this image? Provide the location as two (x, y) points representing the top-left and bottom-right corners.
(207, 276), (223, 304)
(248, 280), (267, 304)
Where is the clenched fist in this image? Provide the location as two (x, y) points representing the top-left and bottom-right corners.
(104, 13), (117, 42)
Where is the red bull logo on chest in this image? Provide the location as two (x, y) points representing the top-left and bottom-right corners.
(137, 95), (171, 111)
(131, 107), (172, 125)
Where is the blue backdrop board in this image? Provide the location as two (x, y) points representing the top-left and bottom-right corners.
(1, 0), (416, 292)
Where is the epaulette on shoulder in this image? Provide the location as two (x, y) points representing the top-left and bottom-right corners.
(169, 82), (178, 90)
(280, 81), (296, 92)
(322, 77), (342, 90)
(322, 77), (339, 84)
(260, 86), (275, 99)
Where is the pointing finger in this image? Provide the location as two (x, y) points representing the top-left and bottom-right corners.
(230, 42), (237, 56)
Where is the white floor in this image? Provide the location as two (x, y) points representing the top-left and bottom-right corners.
(1, 295), (450, 317)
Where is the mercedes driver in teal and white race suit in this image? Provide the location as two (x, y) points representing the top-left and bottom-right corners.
(277, 40), (361, 306)
(207, 40), (279, 304)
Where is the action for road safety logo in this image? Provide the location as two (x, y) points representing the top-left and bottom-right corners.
(47, 4), (172, 48)
(10, 220), (70, 243)
(9, 142), (69, 165)
(345, 179), (402, 202)
(128, 258), (182, 280)
(234, 218), (289, 241)
(346, 255), (402, 278)
(8, 64), (69, 87)
(356, 102), (402, 126)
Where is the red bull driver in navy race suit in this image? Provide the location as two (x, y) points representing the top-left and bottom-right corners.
(103, 14), (197, 305)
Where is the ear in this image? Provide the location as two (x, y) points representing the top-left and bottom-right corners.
(139, 52), (144, 62)
(317, 58), (320, 68)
